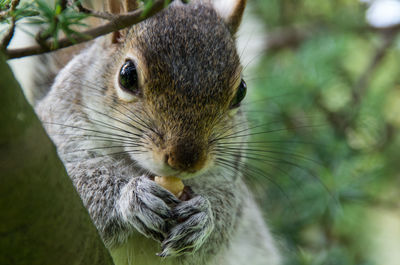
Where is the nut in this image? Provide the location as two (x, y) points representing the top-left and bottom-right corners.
(154, 176), (184, 198)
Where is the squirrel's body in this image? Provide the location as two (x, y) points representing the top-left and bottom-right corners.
(35, 1), (281, 264)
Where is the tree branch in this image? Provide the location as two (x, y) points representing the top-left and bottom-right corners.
(0, 0), (19, 51)
(0, 16), (16, 50)
(265, 25), (317, 52)
(264, 22), (400, 53)
(5, 0), (170, 59)
(352, 31), (398, 105)
(316, 28), (400, 139)
(0, 53), (114, 265)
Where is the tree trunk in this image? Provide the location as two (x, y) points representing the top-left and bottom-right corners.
(0, 54), (114, 265)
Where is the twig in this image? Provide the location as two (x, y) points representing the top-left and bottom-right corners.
(314, 95), (348, 137)
(370, 23), (400, 34)
(5, 0), (169, 59)
(1, 16), (16, 50)
(352, 195), (400, 211)
(264, 23), (400, 53)
(60, 0), (68, 11)
(352, 31), (397, 104)
(265, 25), (317, 52)
(34, 28), (51, 49)
(0, 0), (19, 50)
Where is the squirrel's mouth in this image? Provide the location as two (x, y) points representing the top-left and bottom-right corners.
(142, 162), (209, 180)
(148, 160), (212, 180)
(147, 168), (194, 180)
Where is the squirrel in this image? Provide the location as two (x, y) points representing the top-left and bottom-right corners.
(35, 0), (281, 264)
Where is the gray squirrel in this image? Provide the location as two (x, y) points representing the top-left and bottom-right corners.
(35, 0), (281, 264)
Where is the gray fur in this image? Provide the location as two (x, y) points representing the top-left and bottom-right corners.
(35, 1), (281, 264)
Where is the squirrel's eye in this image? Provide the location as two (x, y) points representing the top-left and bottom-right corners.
(119, 60), (139, 94)
(231, 79), (247, 108)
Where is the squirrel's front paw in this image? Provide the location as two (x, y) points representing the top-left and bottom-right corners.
(118, 176), (180, 242)
(158, 195), (214, 257)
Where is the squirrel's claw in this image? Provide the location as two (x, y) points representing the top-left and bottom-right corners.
(159, 195), (214, 257)
(118, 176), (181, 242)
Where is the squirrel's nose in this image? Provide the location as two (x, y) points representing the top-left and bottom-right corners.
(165, 141), (207, 173)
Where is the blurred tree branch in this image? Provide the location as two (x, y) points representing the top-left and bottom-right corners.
(0, 54), (114, 265)
(264, 23), (400, 53)
(265, 25), (317, 52)
(352, 31), (397, 105)
(314, 26), (399, 138)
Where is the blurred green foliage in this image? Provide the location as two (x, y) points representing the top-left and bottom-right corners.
(246, 1), (400, 264)
(29, 0), (89, 47)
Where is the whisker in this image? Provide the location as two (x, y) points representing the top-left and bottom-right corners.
(66, 143), (145, 153)
(53, 132), (145, 145)
(65, 148), (145, 163)
(215, 146), (322, 166)
(214, 124), (326, 142)
(71, 101), (149, 139)
(71, 79), (159, 135)
(218, 148), (333, 199)
(217, 139), (324, 146)
(216, 156), (294, 204)
(53, 79), (156, 138)
(44, 122), (141, 141)
(83, 115), (145, 139)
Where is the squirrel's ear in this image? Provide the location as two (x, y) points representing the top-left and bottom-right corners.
(213, 0), (247, 34)
(107, 0), (139, 44)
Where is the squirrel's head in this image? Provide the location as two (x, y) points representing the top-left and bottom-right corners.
(97, 0), (247, 179)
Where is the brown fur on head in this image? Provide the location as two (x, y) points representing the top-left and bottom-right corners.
(101, 0), (247, 178)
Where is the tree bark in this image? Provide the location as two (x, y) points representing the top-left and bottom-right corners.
(0, 54), (114, 265)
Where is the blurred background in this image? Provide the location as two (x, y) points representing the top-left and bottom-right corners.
(3, 0), (400, 264)
(236, 1), (400, 264)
